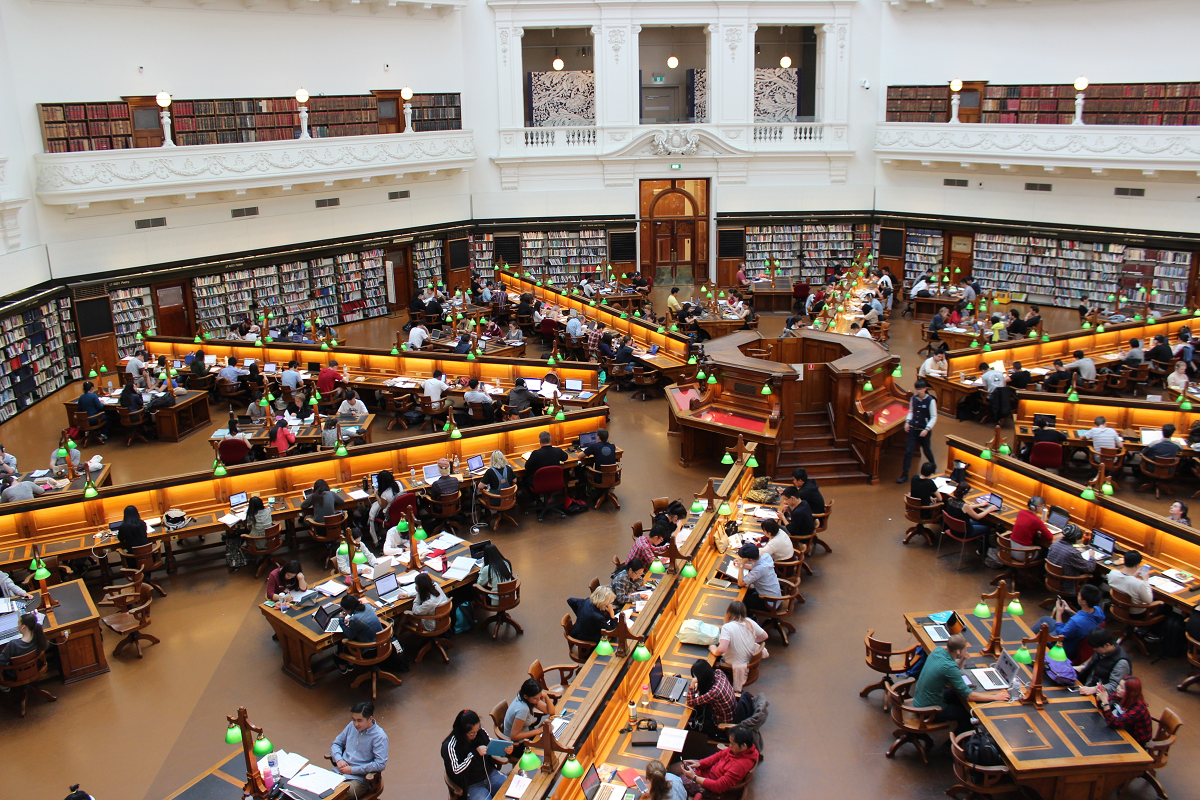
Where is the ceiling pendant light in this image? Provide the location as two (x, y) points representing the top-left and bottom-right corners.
(667, 55), (679, 69)
(552, 48), (564, 71)
(779, 55), (792, 69)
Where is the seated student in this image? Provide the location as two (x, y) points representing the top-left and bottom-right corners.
(461, 379), (495, 424)
(850, 322), (872, 339)
(48, 438), (81, 472)
(1011, 496), (1054, 554)
(331, 701), (389, 792)
(653, 500), (690, 534)
(475, 543), (515, 607)
(1007, 309), (1029, 338)
(453, 333), (474, 355)
(223, 417), (254, 447)
(335, 532), (378, 575)
(910, 274), (932, 297)
(1032, 584), (1106, 661)
(218, 357), (249, 385)
(943, 482), (996, 555)
(0, 613), (48, 672)
(503, 678), (557, 753)
(684, 659), (736, 735)
(614, 335), (636, 364)
(407, 322), (430, 351)
(1123, 338), (1145, 366)
(1076, 627), (1131, 696)
(1008, 361), (1032, 390)
(583, 428), (618, 467)
(1024, 305), (1043, 331)
(566, 585), (618, 643)
(503, 321), (524, 343)
(928, 306), (948, 337)
(269, 418), (296, 455)
(911, 634), (1009, 732)
(481, 318), (503, 339)
(909, 462), (939, 520)
(610, 558), (651, 606)
(629, 522), (671, 567)
(115, 505), (150, 551)
(1168, 501), (1191, 527)
(1146, 334), (1174, 365)
(918, 351), (948, 379)
(781, 486), (814, 542)
(479, 450), (516, 496)
(1063, 349), (1097, 381)
(0, 443), (15, 476)
(302, 479), (344, 523)
(1080, 415), (1123, 450)
(1022, 415), (1068, 460)
(0, 566), (31, 599)
(709, 601), (768, 692)
(338, 390), (368, 417)
(861, 303), (880, 327)
(676, 727), (759, 799)
(118, 380), (145, 412)
(320, 417), (340, 449)
(75, 381), (109, 440)
(505, 378), (537, 414)
(1143, 423), (1182, 460)
(1045, 523), (1096, 593)
(366, 471), (401, 546)
(523, 431), (568, 490)
(336, 594), (384, 673)
(1107, 549), (1154, 612)
(1097, 677), (1152, 747)
(757, 519), (794, 563)
(1041, 359), (1071, 391)
(736, 543), (781, 612)
(642, 760), (687, 800)
(247, 391), (268, 423)
(442, 709), (506, 800)
(428, 458), (461, 500)
(788, 467), (825, 515)
(409, 572), (450, 630)
(1167, 360), (1190, 392)
(988, 314), (1008, 342)
(265, 560), (307, 604)
(1, 475), (44, 504)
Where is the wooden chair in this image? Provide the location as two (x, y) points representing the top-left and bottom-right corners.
(305, 511), (346, 571)
(937, 511), (982, 571)
(716, 648), (764, 690)
(502, 404), (533, 421)
(1042, 561), (1081, 610)
(1147, 359), (1174, 388)
(1138, 453), (1180, 499)
(116, 406), (151, 446)
(0, 648), (55, 717)
(1028, 441), (1064, 472)
(1109, 588), (1168, 656)
(903, 495), (942, 546)
(651, 497), (671, 516)
(528, 659), (579, 699)
(1179, 633), (1200, 692)
(216, 376), (247, 407)
(561, 614), (595, 664)
(489, 700), (518, 765)
(947, 730), (1016, 799)
(1122, 708), (1183, 800)
(585, 463), (621, 510)
(118, 542), (168, 597)
(1090, 446), (1127, 485)
(810, 498), (835, 554)
(72, 410), (106, 448)
(480, 484), (519, 530)
(629, 367), (660, 401)
(402, 602), (454, 663)
(99, 567), (145, 606)
(860, 629), (921, 705)
(1104, 370), (1130, 396)
(264, 442), (295, 459)
(883, 676), (952, 765)
(427, 489), (463, 533)
(991, 533), (1044, 590)
(187, 373), (214, 394)
(338, 621), (401, 700)
(753, 578), (801, 646)
(241, 523), (285, 578)
(919, 326), (940, 356)
(100, 584), (159, 658)
(465, 401), (489, 425)
(876, 321), (891, 347)
(1073, 376), (1104, 396)
(382, 390), (415, 431)
(473, 579), (523, 639)
(1126, 364), (1150, 395)
(420, 396), (452, 432)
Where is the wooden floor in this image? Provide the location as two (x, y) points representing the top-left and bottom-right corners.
(2, 300), (1197, 800)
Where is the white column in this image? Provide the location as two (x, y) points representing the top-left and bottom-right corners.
(598, 22), (638, 127)
(495, 23), (525, 130)
(716, 22), (752, 125)
(590, 25), (604, 128)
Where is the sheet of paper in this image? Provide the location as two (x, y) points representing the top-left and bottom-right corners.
(316, 581), (348, 597)
(1149, 576), (1186, 594)
(290, 589), (315, 603)
(424, 556), (445, 573)
(31, 469), (49, 478)
(397, 571), (419, 585)
(347, 489), (369, 500)
(443, 565), (471, 582)
(218, 513), (241, 527)
(258, 750), (309, 780)
(752, 506), (779, 520)
(989, 360), (1006, 373)
(505, 773), (532, 798)
(287, 765), (344, 795)
(1141, 429), (1163, 446)
(933, 477), (957, 494)
(428, 532), (466, 549)
(656, 727), (688, 752)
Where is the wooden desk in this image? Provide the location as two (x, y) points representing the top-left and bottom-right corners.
(396, 443), (621, 494)
(904, 606), (1152, 800)
(165, 749), (351, 800)
(694, 312), (746, 340)
(8, 464), (113, 499)
(911, 293), (962, 321)
(40, 578), (109, 683)
(933, 325), (982, 352)
(260, 537), (479, 686)
(421, 327), (526, 358)
(66, 390), (212, 442)
(746, 277), (795, 312)
(945, 434), (1200, 612)
(1014, 392), (1200, 459)
(209, 414), (376, 453)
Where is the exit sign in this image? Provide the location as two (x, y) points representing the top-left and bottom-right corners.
(653, 76), (664, 84)
(670, 163), (682, 170)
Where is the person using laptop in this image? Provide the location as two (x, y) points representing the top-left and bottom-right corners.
(331, 701), (389, 794)
(1076, 627), (1131, 696)
(302, 479), (343, 523)
(566, 585), (618, 644)
(320, 417), (341, 449)
(475, 543), (515, 607)
(505, 377), (537, 415)
(1011, 496), (1054, 556)
(1031, 584), (1106, 661)
(247, 391), (268, 424)
(423, 369), (452, 405)
(614, 335), (635, 365)
(442, 709), (507, 800)
(279, 360), (303, 393)
(583, 427), (618, 470)
(217, 357), (249, 386)
(125, 349), (147, 389)
(1167, 360), (1189, 392)
(480, 451), (516, 494)
(336, 595), (384, 674)
(709, 601), (767, 692)
(265, 560), (306, 605)
(0, 613), (47, 672)
(736, 543), (781, 613)
(676, 726), (759, 799)
(317, 360), (342, 395)
(116, 505), (150, 552)
(428, 458), (460, 500)
(1045, 523), (1095, 594)
(942, 482), (995, 556)
(1143, 423), (1183, 461)
(685, 659), (736, 736)
(911, 634), (1009, 733)
(336, 531), (378, 576)
(1022, 416), (1067, 460)
(610, 558), (651, 606)
(410, 573), (450, 631)
(1079, 416), (1123, 451)
(1106, 550), (1154, 613)
(502, 321), (523, 344)
(523, 431), (568, 494)
(338, 390), (368, 417)
(502, 678), (557, 754)
(0, 567), (31, 599)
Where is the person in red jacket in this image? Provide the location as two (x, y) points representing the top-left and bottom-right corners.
(1011, 495), (1054, 556)
(676, 726), (759, 798)
(317, 360), (342, 394)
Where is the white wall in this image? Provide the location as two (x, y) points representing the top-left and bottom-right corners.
(0, 0), (1197, 299)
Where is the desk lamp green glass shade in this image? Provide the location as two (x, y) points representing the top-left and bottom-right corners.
(690, 499), (704, 513)
(980, 448), (992, 460)
(391, 346), (400, 355)
(55, 446), (68, 459)
(83, 480), (99, 499)
(259, 396), (269, 407)
(632, 643), (652, 661)
(649, 560), (666, 574)
(213, 461), (227, 477)
(695, 369), (706, 381)
(335, 443), (349, 456)
(717, 501), (732, 516)
(1013, 644), (1033, 665)
(397, 519), (409, 533)
(450, 428), (463, 439)
(337, 542), (350, 556)
(721, 452), (734, 465)
(594, 637), (614, 656)
(195, 335), (203, 343)
(518, 751), (542, 771)
(1006, 599), (1023, 615)
(863, 380), (873, 392)
(554, 410), (566, 421)
(252, 734), (273, 756)
(745, 455), (758, 468)
(1081, 486), (1096, 501)
(414, 525), (427, 540)
(320, 343), (329, 350)
(1101, 481), (1114, 495)
(706, 374), (717, 385)
(1067, 391), (1079, 402)
(1048, 643), (1069, 662)
(973, 601), (991, 618)
(998, 444), (1011, 456)
(680, 562), (698, 578)
(88, 369), (97, 378)
(760, 384), (771, 395)
(225, 725), (241, 745)
(352, 550), (368, 564)
(561, 755), (585, 779)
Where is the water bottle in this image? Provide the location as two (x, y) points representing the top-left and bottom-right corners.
(264, 753), (277, 790)
(627, 700), (637, 728)
(410, 467), (416, 482)
(453, 454), (460, 471)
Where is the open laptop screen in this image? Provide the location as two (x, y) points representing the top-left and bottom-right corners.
(1046, 509), (1070, 529)
(374, 571), (398, 597)
(1091, 530), (1116, 555)
(422, 464), (443, 483)
(467, 454), (485, 472)
(229, 491), (248, 508)
(565, 378), (583, 391)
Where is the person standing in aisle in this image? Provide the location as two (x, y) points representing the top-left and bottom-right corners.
(896, 379), (937, 484)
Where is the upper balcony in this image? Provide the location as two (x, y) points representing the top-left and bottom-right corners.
(33, 130), (477, 212)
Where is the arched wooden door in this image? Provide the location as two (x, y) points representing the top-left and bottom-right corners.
(640, 179), (708, 285)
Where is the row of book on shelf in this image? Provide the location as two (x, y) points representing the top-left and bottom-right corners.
(0, 297), (81, 424)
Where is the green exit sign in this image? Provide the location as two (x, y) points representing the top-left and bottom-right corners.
(670, 163), (682, 170)
(653, 76), (665, 84)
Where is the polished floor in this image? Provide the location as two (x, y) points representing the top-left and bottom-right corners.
(2, 301), (1197, 800)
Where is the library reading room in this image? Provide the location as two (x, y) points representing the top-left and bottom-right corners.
(4, 1), (1200, 799)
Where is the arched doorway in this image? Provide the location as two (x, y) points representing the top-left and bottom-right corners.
(640, 179), (709, 285)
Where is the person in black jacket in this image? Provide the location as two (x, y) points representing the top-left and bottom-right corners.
(116, 505), (149, 550)
(614, 335), (635, 364)
(909, 462), (939, 520)
(76, 381), (109, 440)
(567, 585), (618, 643)
(1147, 335), (1175, 365)
(781, 487), (814, 541)
(337, 594), (384, 670)
(1041, 359), (1071, 391)
(790, 467), (826, 514)
(442, 710), (507, 799)
(1009, 362), (1032, 390)
(523, 431), (567, 493)
(118, 380), (145, 411)
(1007, 310), (1029, 338)
(1022, 416), (1068, 460)
(583, 428), (618, 466)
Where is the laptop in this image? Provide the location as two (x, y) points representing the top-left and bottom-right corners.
(980, 493), (1004, 512)
(1085, 529), (1117, 562)
(578, 431), (599, 449)
(422, 463), (443, 483)
(1046, 508), (1070, 531)
(0, 611), (21, 644)
(204, 355), (218, 366)
(236, 415), (253, 425)
(466, 454), (485, 473)
(649, 657), (688, 702)
(307, 361), (321, 373)
(525, 378), (543, 392)
(649, 344), (659, 356)
(565, 378), (584, 392)
(264, 363), (277, 374)
(229, 491), (249, 515)
(1033, 413), (1056, 428)
(374, 571), (402, 604)
(312, 604), (342, 634)
(970, 651), (1021, 691)
(302, 488), (314, 501)
(923, 624), (950, 643)
(172, 360), (182, 369)
(580, 765), (631, 800)
(469, 539), (492, 560)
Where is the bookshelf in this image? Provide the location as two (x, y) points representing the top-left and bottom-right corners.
(520, 232), (547, 274)
(335, 253), (366, 322)
(407, 93), (462, 132)
(744, 225), (802, 281)
(904, 228), (944, 287)
(360, 249), (389, 320)
(311, 257), (338, 323)
(308, 95), (380, 139)
(973, 236), (1122, 306)
(279, 261), (313, 319)
(801, 224), (861, 285)
(37, 102), (132, 152)
(0, 296), (81, 423)
(883, 86), (950, 123)
(1126, 248), (1195, 312)
(251, 265), (283, 320)
(109, 286), (156, 358)
(518, 230), (608, 282)
(469, 234), (495, 281)
(192, 269), (254, 333)
(413, 239), (445, 293)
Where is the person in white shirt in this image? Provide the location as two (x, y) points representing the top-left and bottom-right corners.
(979, 362), (1009, 423)
(757, 519), (794, 562)
(335, 533), (378, 575)
(919, 352), (948, 378)
(125, 350), (147, 389)
(407, 323), (430, 351)
(851, 323), (872, 339)
(580, 279), (597, 298)
(423, 370), (451, 403)
(0, 444), (16, 475)
(1106, 550), (1153, 615)
(1167, 361), (1189, 392)
(1080, 415), (1123, 450)
(462, 378), (496, 423)
(382, 524), (410, 558)
(337, 390), (368, 416)
(910, 275), (932, 297)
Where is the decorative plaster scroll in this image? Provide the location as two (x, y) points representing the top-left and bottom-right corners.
(650, 129), (701, 156)
(874, 128), (1200, 158)
(724, 27), (742, 62)
(499, 29), (509, 66)
(838, 25), (847, 62)
(608, 28), (626, 63)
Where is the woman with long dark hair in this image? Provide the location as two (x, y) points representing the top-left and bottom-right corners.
(441, 709), (508, 799)
(301, 478), (341, 523)
(685, 658), (736, 736)
(265, 559), (306, 604)
(475, 544), (514, 607)
(0, 613), (48, 675)
(117, 505), (149, 551)
(1098, 676), (1153, 746)
(367, 471), (401, 546)
(410, 573), (449, 631)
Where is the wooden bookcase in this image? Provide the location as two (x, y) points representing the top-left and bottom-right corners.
(38, 102), (132, 152)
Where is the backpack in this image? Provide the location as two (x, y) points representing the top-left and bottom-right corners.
(732, 691), (756, 725)
(452, 603), (473, 635)
(963, 725), (1003, 767)
(1044, 654), (1077, 685)
(901, 646), (928, 680)
(564, 496), (589, 515)
(1161, 610), (1187, 659)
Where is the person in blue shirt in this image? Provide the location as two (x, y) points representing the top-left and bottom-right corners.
(336, 595), (384, 673)
(331, 701), (389, 793)
(1031, 583), (1106, 660)
(76, 381), (109, 440)
(453, 333), (474, 354)
(736, 543), (781, 613)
